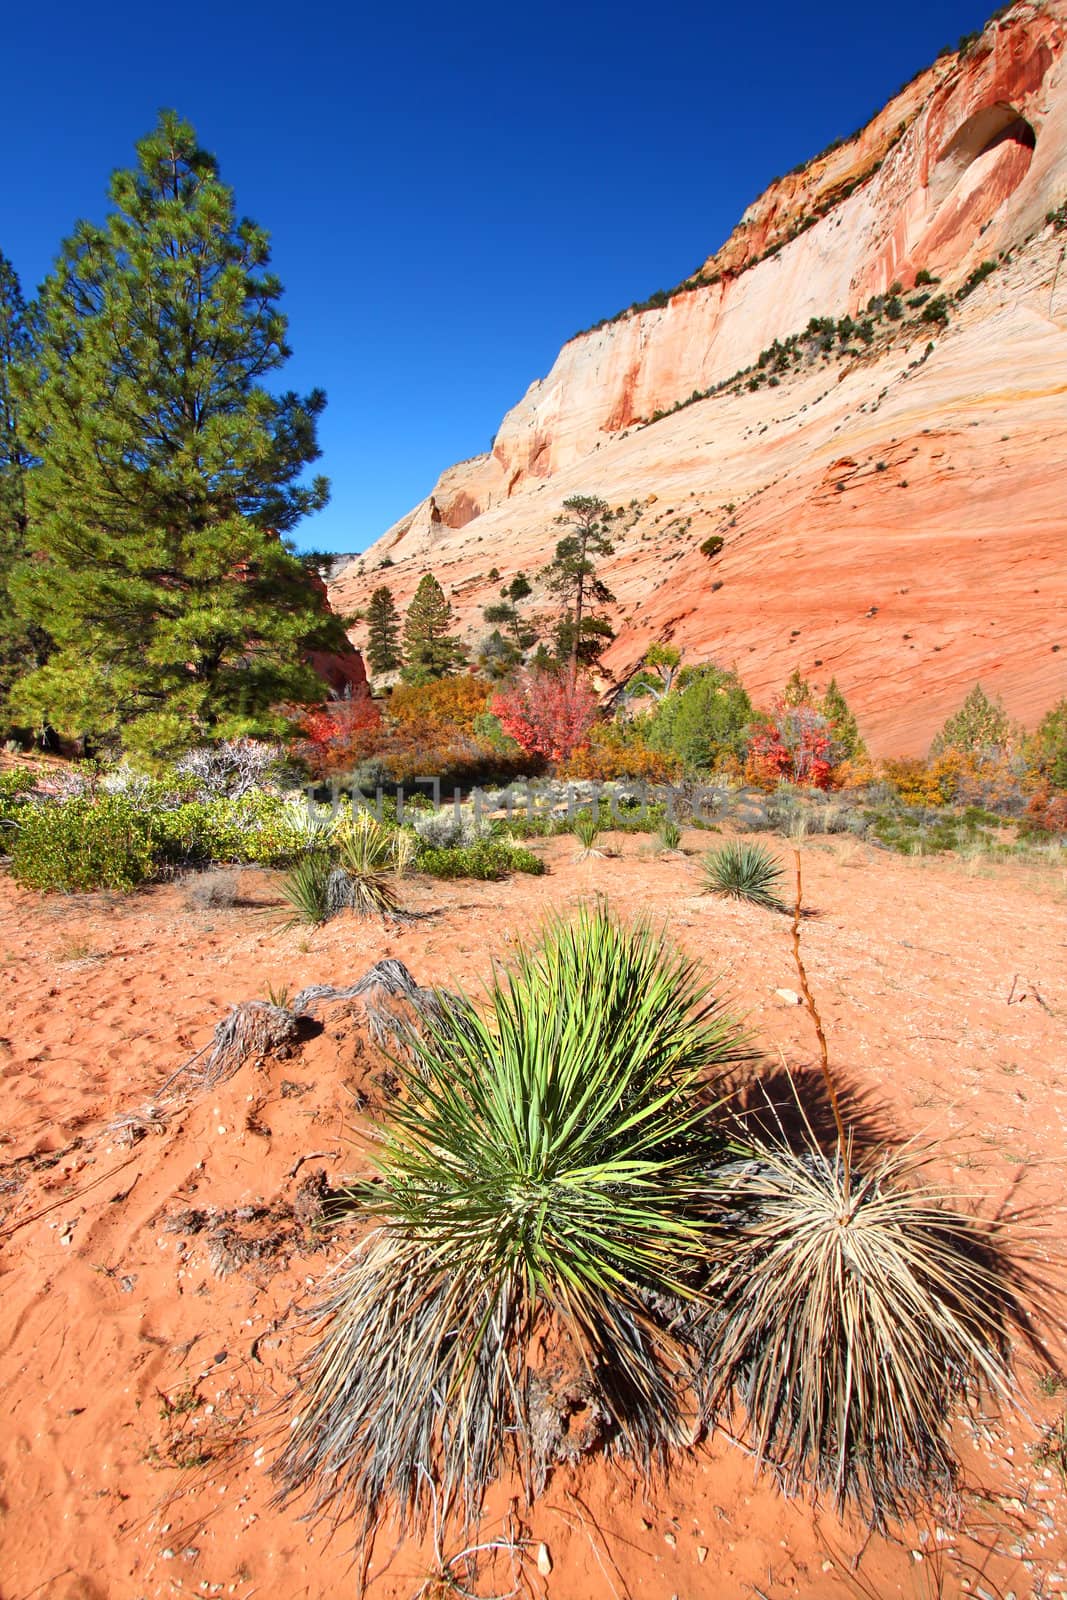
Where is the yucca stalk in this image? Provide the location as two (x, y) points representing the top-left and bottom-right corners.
(275, 903), (747, 1536)
(704, 840), (786, 910)
(703, 1132), (1018, 1526)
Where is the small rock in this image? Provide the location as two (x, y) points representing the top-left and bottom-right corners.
(697, 1547), (708, 1564)
(775, 988), (802, 1006)
(663, 1531), (677, 1548)
(536, 1543), (552, 1577)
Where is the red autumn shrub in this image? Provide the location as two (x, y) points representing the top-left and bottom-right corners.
(491, 671), (599, 765)
(747, 699), (835, 789)
(298, 696), (382, 776)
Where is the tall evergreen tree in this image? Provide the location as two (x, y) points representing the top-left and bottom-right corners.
(0, 252), (49, 730)
(820, 678), (866, 760)
(8, 112), (347, 760)
(401, 573), (465, 683)
(540, 495), (615, 678)
(365, 584), (402, 676)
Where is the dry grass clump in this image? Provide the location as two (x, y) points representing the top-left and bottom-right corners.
(183, 867), (240, 911)
(702, 1131), (1018, 1524)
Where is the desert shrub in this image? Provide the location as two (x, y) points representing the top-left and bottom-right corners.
(931, 684), (1012, 758)
(561, 722), (682, 783)
(700, 534), (725, 558)
(417, 838), (545, 880)
(644, 666), (754, 773)
(704, 1136), (1017, 1525)
(274, 905), (745, 1535)
(704, 839), (787, 910)
(819, 679), (866, 760)
(296, 698), (383, 779)
(182, 868), (240, 910)
(658, 818), (682, 850)
(10, 796), (156, 892)
(388, 675), (492, 734)
(879, 754), (964, 807)
(150, 793), (308, 867)
(491, 670), (599, 765)
(1020, 786), (1067, 838)
(0, 769), (36, 831)
(747, 701), (836, 790)
(413, 806), (483, 850)
(1028, 698), (1067, 790)
(175, 737), (283, 797)
(571, 810), (604, 857)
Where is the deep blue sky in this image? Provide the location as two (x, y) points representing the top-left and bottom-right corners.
(3, 0), (994, 554)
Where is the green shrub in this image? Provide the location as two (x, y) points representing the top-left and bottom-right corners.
(10, 796), (156, 892)
(280, 852), (334, 926)
(0, 770), (36, 830)
(931, 684), (1012, 757)
(274, 904), (745, 1535)
(150, 793), (308, 867)
(418, 838), (545, 880)
(644, 666), (754, 773)
(700, 534), (725, 559)
(1029, 698), (1067, 789)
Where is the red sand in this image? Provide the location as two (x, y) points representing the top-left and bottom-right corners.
(1, 831), (1065, 1599)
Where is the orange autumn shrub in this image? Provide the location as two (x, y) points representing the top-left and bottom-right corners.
(388, 675), (491, 735)
(561, 723), (682, 783)
(880, 753), (966, 807)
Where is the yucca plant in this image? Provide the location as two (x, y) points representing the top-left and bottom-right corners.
(702, 1129), (1019, 1526)
(280, 851), (333, 926)
(658, 818), (682, 851)
(275, 904), (747, 1537)
(571, 809), (604, 859)
(704, 840), (786, 910)
(332, 809), (404, 916)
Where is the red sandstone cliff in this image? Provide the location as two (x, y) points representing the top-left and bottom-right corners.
(331, 1), (1067, 753)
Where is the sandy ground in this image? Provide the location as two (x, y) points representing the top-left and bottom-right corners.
(1, 830), (1065, 1600)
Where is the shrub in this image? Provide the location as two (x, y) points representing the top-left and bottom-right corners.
(562, 722), (682, 783)
(491, 671), (599, 765)
(747, 700), (836, 789)
(880, 754), (963, 807)
(703, 840), (787, 910)
(175, 738), (283, 798)
(417, 838), (545, 880)
(704, 1136), (1017, 1525)
(183, 868), (240, 911)
(10, 796), (156, 892)
(388, 675), (492, 734)
(700, 534), (725, 559)
(931, 684), (1011, 757)
(297, 698), (383, 779)
(571, 810), (604, 857)
(274, 905), (745, 1535)
(413, 806), (482, 850)
(644, 666), (754, 773)
(1028, 697), (1067, 790)
(0, 769), (36, 830)
(150, 793), (309, 867)
(658, 818), (682, 850)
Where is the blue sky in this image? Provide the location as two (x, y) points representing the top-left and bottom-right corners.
(2, 0), (994, 554)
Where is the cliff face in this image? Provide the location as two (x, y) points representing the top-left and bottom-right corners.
(332, 1), (1067, 753)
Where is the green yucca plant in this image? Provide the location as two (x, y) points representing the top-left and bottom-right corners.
(571, 809), (604, 857)
(275, 903), (747, 1536)
(702, 1129), (1018, 1526)
(704, 840), (786, 910)
(332, 809), (405, 916)
(658, 818), (682, 851)
(280, 851), (333, 926)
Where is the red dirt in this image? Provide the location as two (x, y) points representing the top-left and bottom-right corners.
(1, 834), (1065, 1599)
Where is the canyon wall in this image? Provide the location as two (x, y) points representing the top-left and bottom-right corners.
(332, 1), (1067, 753)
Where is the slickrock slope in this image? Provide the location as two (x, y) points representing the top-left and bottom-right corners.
(331, 0), (1067, 753)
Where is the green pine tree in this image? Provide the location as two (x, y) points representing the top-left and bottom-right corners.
(365, 585), (402, 676)
(931, 683), (1012, 756)
(8, 112), (347, 761)
(401, 573), (465, 683)
(819, 677), (866, 760)
(0, 252), (49, 733)
(540, 495), (615, 677)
